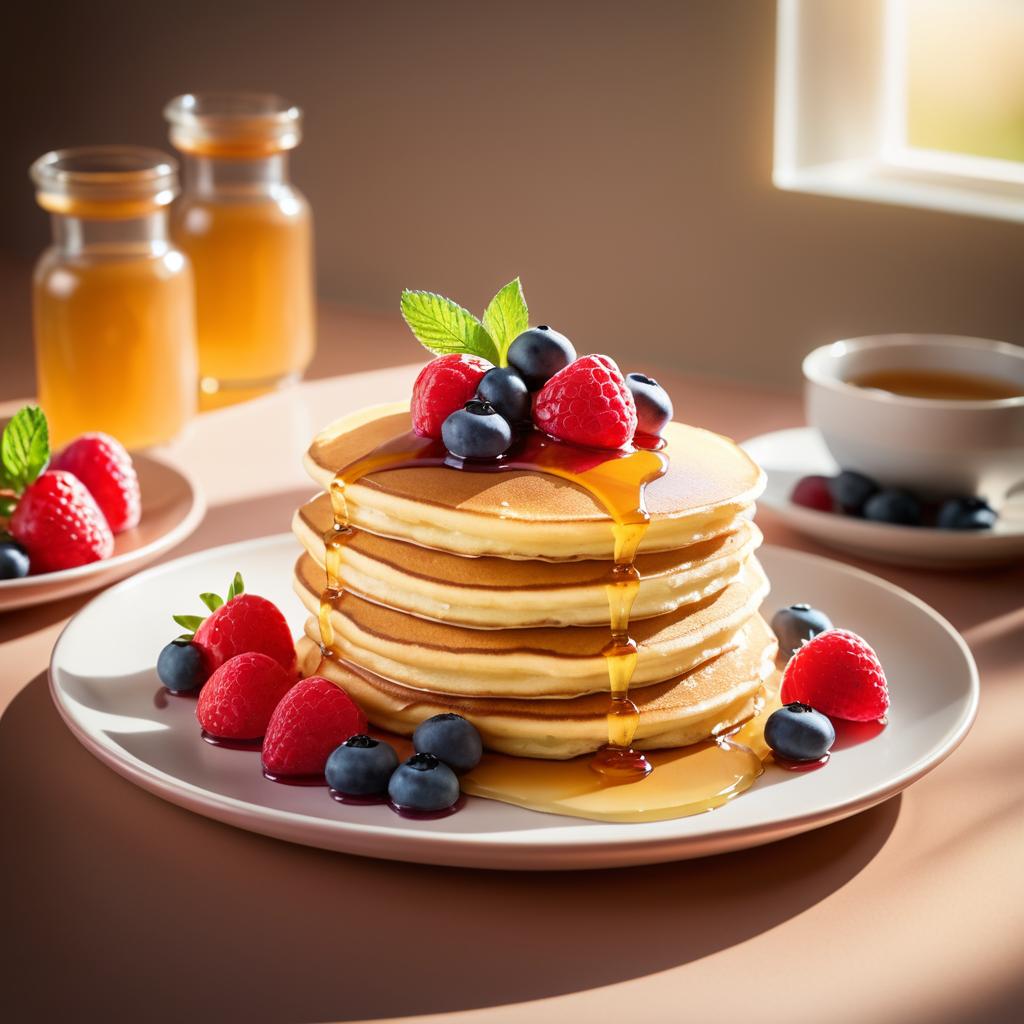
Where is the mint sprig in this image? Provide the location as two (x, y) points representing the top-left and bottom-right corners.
(482, 278), (529, 364)
(173, 572), (245, 640)
(401, 278), (531, 367)
(1, 406), (50, 495)
(400, 291), (498, 364)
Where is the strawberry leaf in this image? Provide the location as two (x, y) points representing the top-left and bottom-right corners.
(0, 406), (50, 494)
(400, 289), (499, 364)
(172, 614), (204, 637)
(482, 278), (529, 367)
(226, 572), (244, 601)
(199, 592), (223, 613)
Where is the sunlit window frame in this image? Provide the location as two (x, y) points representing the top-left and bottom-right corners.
(774, 0), (1024, 222)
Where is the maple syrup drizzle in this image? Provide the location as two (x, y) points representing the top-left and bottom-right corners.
(460, 673), (781, 822)
(299, 654), (785, 822)
(316, 429), (668, 778)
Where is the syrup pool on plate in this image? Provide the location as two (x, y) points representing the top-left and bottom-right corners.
(461, 674), (782, 822)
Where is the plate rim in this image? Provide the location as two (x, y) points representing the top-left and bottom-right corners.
(0, 450), (206, 600)
(47, 534), (979, 866)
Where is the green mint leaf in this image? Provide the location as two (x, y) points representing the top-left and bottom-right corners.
(1, 406), (50, 493)
(226, 572), (244, 601)
(400, 289), (499, 363)
(199, 592), (223, 613)
(481, 278), (529, 367)
(172, 614), (204, 636)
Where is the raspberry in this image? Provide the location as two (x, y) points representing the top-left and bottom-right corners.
(9, 470), (114, 573)
(781, 628), (890, 722)
(194, 593), (296, 674)
(261, 677), (368, 777)
(196, 652), (295, 740)
(532, 354), (637, 450)
(52, 433), (141, 534)
(411, 354), (493, 439)
(790, 475), (835, 513)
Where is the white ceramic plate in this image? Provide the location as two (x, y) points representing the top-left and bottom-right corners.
(1, 452), (205, 611)
(49, 534), (977, 870)
(743, 427), (1024, 569)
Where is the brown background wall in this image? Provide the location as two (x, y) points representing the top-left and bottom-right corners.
(2, 0), (1021, 390)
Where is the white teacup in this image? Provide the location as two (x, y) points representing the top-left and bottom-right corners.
(803, 334), (1024, 503)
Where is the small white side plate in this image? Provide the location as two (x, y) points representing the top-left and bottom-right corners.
(743, 427), (1024, 569)
(1, 452), (205, 611)
(48, 534), (977, 870)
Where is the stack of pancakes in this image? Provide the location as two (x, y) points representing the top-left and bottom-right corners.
(293, 403), (775, 760)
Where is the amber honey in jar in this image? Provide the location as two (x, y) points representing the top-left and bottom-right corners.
(164, 93), (315, 407)
(30, 146), (198, 449)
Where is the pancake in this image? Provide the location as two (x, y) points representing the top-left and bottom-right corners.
(302, 404), (765, 559)
(295, 554), (770, 697)
(296, 615), (778, 758)
(293, 495), (763, 627)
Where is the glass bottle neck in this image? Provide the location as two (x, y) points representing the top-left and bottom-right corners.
(51, 212), (171, 256)
(182, 153), (290, 198)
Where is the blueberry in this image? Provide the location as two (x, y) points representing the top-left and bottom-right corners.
(413, 713), (483, 773)
(387, 752), (461, 812)
(625, 373), (673, 436)
(506, 326), (576, 390)
(0, 539), (30, 580)
(441, 400), (513, 460)
(325, 734), (399, 796)
(770, 603), (833, 656)
(863, 488), (922, 526)
(936, 496), (997, 531)
(829, 470), (878, 515)
(156, 639), (210, 692)
(764, 702), (835, 762)
(477, 367), (531, 424)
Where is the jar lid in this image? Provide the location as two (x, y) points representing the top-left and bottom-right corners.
(30, 146), (179, 219)
(164, 93), (302, 158)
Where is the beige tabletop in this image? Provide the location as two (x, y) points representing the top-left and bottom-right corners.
(1, 343), (1022, 1024)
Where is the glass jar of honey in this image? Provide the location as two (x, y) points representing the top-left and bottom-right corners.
(30, 146), (198, 449)
(164, 93), (316, 407)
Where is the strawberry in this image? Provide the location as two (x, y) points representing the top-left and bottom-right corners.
(173, 573), (296, 674)
(53, 432), (141, 533)
(411, 354), (493, 439)
(781, 629), (890, 722)
(533, 354), (637, 450)
(9, 470), (114, 573)
(196, 652), (295, 740)
(262, 677), (368, 777)
(1, 405), (116, 574)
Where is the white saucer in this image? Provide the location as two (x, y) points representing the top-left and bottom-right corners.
(743, 427), (1024, 569)
(0, 452), (205, 611)
(48, 534), (977, 870)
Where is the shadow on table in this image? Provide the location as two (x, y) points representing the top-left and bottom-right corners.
(1, 671), (900, 1024)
